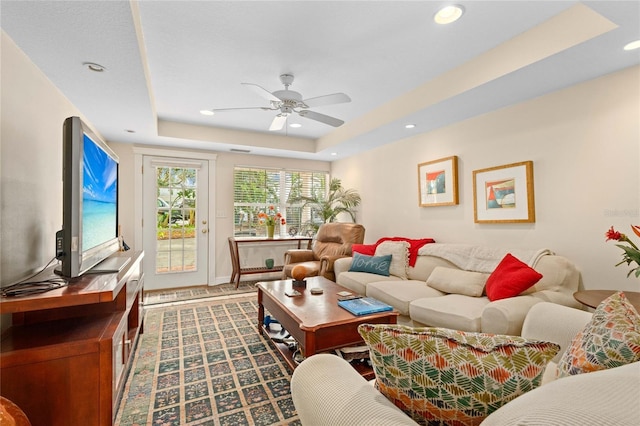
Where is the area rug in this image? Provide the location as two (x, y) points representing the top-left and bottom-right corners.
(144, 281), (260, 306)
(115, 295), (300, 425)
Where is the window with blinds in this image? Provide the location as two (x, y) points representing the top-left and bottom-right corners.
(233, 166), (328, 237)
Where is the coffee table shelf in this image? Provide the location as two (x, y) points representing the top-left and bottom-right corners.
(262, 323), (376, 380)
(257, 277), (397, 380)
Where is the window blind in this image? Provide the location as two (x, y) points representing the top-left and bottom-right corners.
(233, 166), (328, 237)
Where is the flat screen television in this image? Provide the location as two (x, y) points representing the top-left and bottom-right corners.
(56, 116), (128, 278)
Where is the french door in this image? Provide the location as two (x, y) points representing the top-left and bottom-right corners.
(142, 156), (210, 290)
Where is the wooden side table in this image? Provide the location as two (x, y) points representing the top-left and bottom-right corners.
(573, 290), (640, 312)
(228, 236), (313, 288)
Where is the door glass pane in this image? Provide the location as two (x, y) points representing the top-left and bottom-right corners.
(156, 166), (198, 274)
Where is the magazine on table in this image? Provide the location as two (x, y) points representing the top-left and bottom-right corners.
(337, 297), (393, 316)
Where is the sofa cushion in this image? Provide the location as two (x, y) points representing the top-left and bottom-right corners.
(337, 271), (398, 295)
(485, 254), (542, 301)
(410, 294), (489, 332)
(366, 281), (444, 316)
(375, 241), (410, 279)
(348, 252), (392, 276)
(426, 266), (488, 297)
(358, 324), (560, 425)
(557, 291), (640, 378)
(521, 255), (577, 294)
(407, 255), (458, 282)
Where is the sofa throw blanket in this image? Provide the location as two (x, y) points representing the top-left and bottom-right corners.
(418, 243), (553, 273)
(376, 237), (435, 267)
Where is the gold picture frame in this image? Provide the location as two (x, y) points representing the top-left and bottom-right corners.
(418, 156), (459, 207)
(472, 160), (535, 223)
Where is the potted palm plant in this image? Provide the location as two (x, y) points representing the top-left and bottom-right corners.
(293, 178), (361, 234)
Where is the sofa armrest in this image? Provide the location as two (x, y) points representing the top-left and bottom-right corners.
(481, 361), (640, 425)
(334, 256), (353, 280)
(481, 290), (586, 336)
(530, 289), (583, 309)
(521, 302), (591, 363)
(291, 354), (419, 426)
(284, 249), (316, 264)
(481, 295), (541, 336)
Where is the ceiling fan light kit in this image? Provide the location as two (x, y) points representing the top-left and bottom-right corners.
(211, 73), (351, 131)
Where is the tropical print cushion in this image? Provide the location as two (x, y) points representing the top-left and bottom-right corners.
(557, 291), (640, 378)
(358, 324), (560, 426)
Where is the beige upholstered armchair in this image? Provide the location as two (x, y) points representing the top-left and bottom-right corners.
(283, 223), (365, 282)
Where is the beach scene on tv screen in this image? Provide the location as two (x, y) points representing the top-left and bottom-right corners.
(82, 134), (117, 250)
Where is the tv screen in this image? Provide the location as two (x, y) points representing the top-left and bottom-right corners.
(56, 116), (123, 278)
(82, 133), (118, 251)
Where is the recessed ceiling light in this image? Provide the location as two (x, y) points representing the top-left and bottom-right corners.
(405, 124), (416, 129)
(125, 129), (136, 133)
(623, 39), (640, 51)
(200, 110), (215, 116)
(331, 152), (337, 156)
(83, 62), (106, 72)
(434, 5), (464, 25)
(289, 123), (302, 128)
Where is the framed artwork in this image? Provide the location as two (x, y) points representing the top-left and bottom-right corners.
(418, 156), (459, 207)
(472, 160), (535, 223)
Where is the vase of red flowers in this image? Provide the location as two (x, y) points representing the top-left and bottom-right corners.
(605, 225), (640, 278)
(258, 205), (286, 239)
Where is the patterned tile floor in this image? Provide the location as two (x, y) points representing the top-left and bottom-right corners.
(144, 281), (259, 306)
(115, 296), (300, 425)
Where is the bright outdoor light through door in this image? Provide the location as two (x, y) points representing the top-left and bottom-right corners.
(143, 156), (209, 290)
(156, 166), (198, 273)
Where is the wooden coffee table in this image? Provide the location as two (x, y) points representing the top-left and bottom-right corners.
(256, 276), (398, 375)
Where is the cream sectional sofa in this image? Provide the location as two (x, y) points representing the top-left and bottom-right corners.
(334, 243), (582, 335)
(291, 302), (640, 425)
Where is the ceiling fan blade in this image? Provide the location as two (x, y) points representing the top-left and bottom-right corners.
(303, 93), (351, 108)
(241, 83), (282, 102)
(298, 110), (344, 127)
(211, 106), (273, 112)
(269, 114), (288, 131)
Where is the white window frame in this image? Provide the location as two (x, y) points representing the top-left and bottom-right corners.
(233, 166), (329, 237)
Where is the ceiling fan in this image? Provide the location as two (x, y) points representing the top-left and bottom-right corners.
(207, 74), (351, 131)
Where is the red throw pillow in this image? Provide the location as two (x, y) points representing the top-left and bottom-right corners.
(352, 244), (377, 256)
(485, 253), (543, 301)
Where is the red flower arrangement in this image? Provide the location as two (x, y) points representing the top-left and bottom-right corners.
(605, 225), (640, 278)
(258, 205), (286, 227)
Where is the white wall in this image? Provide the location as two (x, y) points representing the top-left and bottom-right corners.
(332, 65), (640, 292)
(0, 32), (91, 332)
(1, 32), (87, 284)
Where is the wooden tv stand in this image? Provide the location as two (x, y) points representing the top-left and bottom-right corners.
(0, 251), (144, 426)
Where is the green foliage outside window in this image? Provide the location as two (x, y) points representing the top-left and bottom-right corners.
(233, 167), (330, 237)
